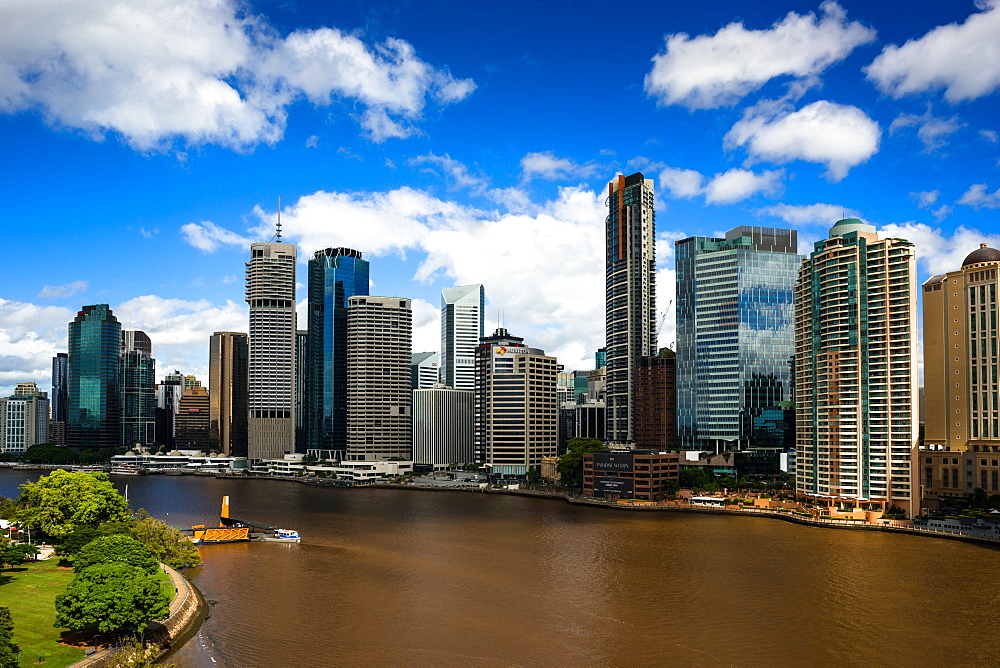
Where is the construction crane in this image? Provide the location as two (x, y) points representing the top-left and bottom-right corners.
(656, 299), (674, 349)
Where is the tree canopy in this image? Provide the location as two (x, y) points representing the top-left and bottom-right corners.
(75, 535), (159, 575)
(556, 438), (604, 490)
(16, 470), (130, 539)
(54, 562), (171, 634)
(126, 510), (202, 570)
(0, 606), (18, 668)
(22, 443), (78, 465)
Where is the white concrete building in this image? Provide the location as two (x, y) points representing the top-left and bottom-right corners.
(440, 285), (484, 391)
(346, 296), (412, 461)
(246, 241), (297, 460)
(0, 382), (49, 453)
(413, 384), (474, 469)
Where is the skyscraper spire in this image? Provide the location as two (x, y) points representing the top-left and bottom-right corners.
(275, 195), (283, 242)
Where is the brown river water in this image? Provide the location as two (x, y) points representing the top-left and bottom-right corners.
(2, 469), (999, 667)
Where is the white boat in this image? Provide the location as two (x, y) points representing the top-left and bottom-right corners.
(109, 464), (147, 476)
(259, 529), (300, 543)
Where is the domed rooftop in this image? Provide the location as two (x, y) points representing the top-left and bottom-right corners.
(962, 243), (1000, 267)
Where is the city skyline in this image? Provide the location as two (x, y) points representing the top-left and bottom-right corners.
(3, 0), (1000, 396)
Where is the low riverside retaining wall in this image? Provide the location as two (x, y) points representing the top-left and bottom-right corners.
(67, 564), (207, 668)
(363, 483), (1000, 548)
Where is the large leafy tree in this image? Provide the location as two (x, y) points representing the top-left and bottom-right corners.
(22, 443), (78, 465)
(0, 606), (18, 668)
(54, 562), (171, 634)
(74, 535), (158, 575)
(16, 470), (130, 539)
(556, 438), (604, 490)
(126, 510), (201, 570)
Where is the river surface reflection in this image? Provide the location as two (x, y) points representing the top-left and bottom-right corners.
(2, 469), (999, 667)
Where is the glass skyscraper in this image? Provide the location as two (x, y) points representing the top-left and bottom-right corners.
(307, 247), (369, 455)
(51, 352), (68, 423)
(67, 304), (122, 449)
(675, 226), (800, 452)
(120, 330), (156, 448)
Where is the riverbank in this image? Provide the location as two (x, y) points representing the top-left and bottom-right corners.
(359, 482), (1000, 549)
(66, 564), (207, 668)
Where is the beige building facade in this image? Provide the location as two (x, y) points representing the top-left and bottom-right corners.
(474, 328), (558, 477)
(346, 296), (412, 461)
(920, 244), (1000, 501)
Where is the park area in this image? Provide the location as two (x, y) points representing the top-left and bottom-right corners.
(0, 558), (83, 667)
(0, 555), (177, 667)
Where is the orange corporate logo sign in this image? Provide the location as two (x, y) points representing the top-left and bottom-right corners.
(496, 346), (507, 355)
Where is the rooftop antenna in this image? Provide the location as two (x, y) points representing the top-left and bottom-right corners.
(275, 195), (283, 242)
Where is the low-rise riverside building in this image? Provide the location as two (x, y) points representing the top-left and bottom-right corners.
(110, 451), (248, 472)
(583, 449), (679, 501)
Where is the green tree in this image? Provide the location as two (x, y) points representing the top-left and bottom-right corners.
(75, 535), (158, 574)
(0, 606), (19, 668)
(54, 562), (171, 634)
(679, 468), (714, 490)
(1, 542), (38, 571)
(661, 480), (680, 496)
(57, 526), (103, 556)
(16, 470), (130, 540)
(556, 438), (604, 490)
(22, 443), (78, 465)
(971, 487), (988, 509)
(125, 510), (202, 570)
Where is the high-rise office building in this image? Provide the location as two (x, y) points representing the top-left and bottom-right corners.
(795, 219), (918, 515)
(413, 384), (474, 469)
(921, 243), (1000, 500)
(441, 284), (485, 391)
(154, 369), (184, 449)
(67, 304), (122, 449)
(175, 386), (211, 450)
(605, 173), (656, 445)
(0, 382), (49, 454)
(411, 352), (441, 389)
(51, 352), (68, 422)
(295, 329), (308, 453)
(307, 247), (369, 456)
(676, 226), (800, 452)
(209, 332), (249, 457)
(246, 241), (297, 459)
(50, 352), (68, 444)
(346, 296), (412, 461)
(120, 330), (156, 448)
(474, 328), (558, 477)
(636, 348), (677, 450)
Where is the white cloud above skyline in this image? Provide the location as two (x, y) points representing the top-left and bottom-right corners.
(865, 0), (1000, 103)
(726, 99), (882, 181)
(645, 1), (875, 109)
(756, 202), (861, 226)
(0, 0), (474, 150)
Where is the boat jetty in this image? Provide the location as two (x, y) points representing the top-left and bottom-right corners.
(185, 496), (300, 544)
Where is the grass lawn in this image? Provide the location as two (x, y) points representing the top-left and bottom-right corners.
(0, 558), (85, 668)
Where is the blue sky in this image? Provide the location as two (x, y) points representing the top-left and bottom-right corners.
(2, 0), (999, 396)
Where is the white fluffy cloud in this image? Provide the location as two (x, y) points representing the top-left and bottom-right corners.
(889, 110), (963, 151)
(726, 99), (881, 181)
(38, 281), (89, 299)
(958, 184), (1000, 209)
(645, 1), (874, 109)
(0, 299), (74, 396)
(519, 151), (597, 181)
(865, 0), (1000, 103)
(704, 168), (784, 204)
(911, 190), (940, 209)
(180, 221), (256, 253)
(877, 222), (1000, 276)
(658, 166), (704, 198)
(409, 153), (488, 192)
(0, 0), (474, 150)
(756, 202), (860, 226)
